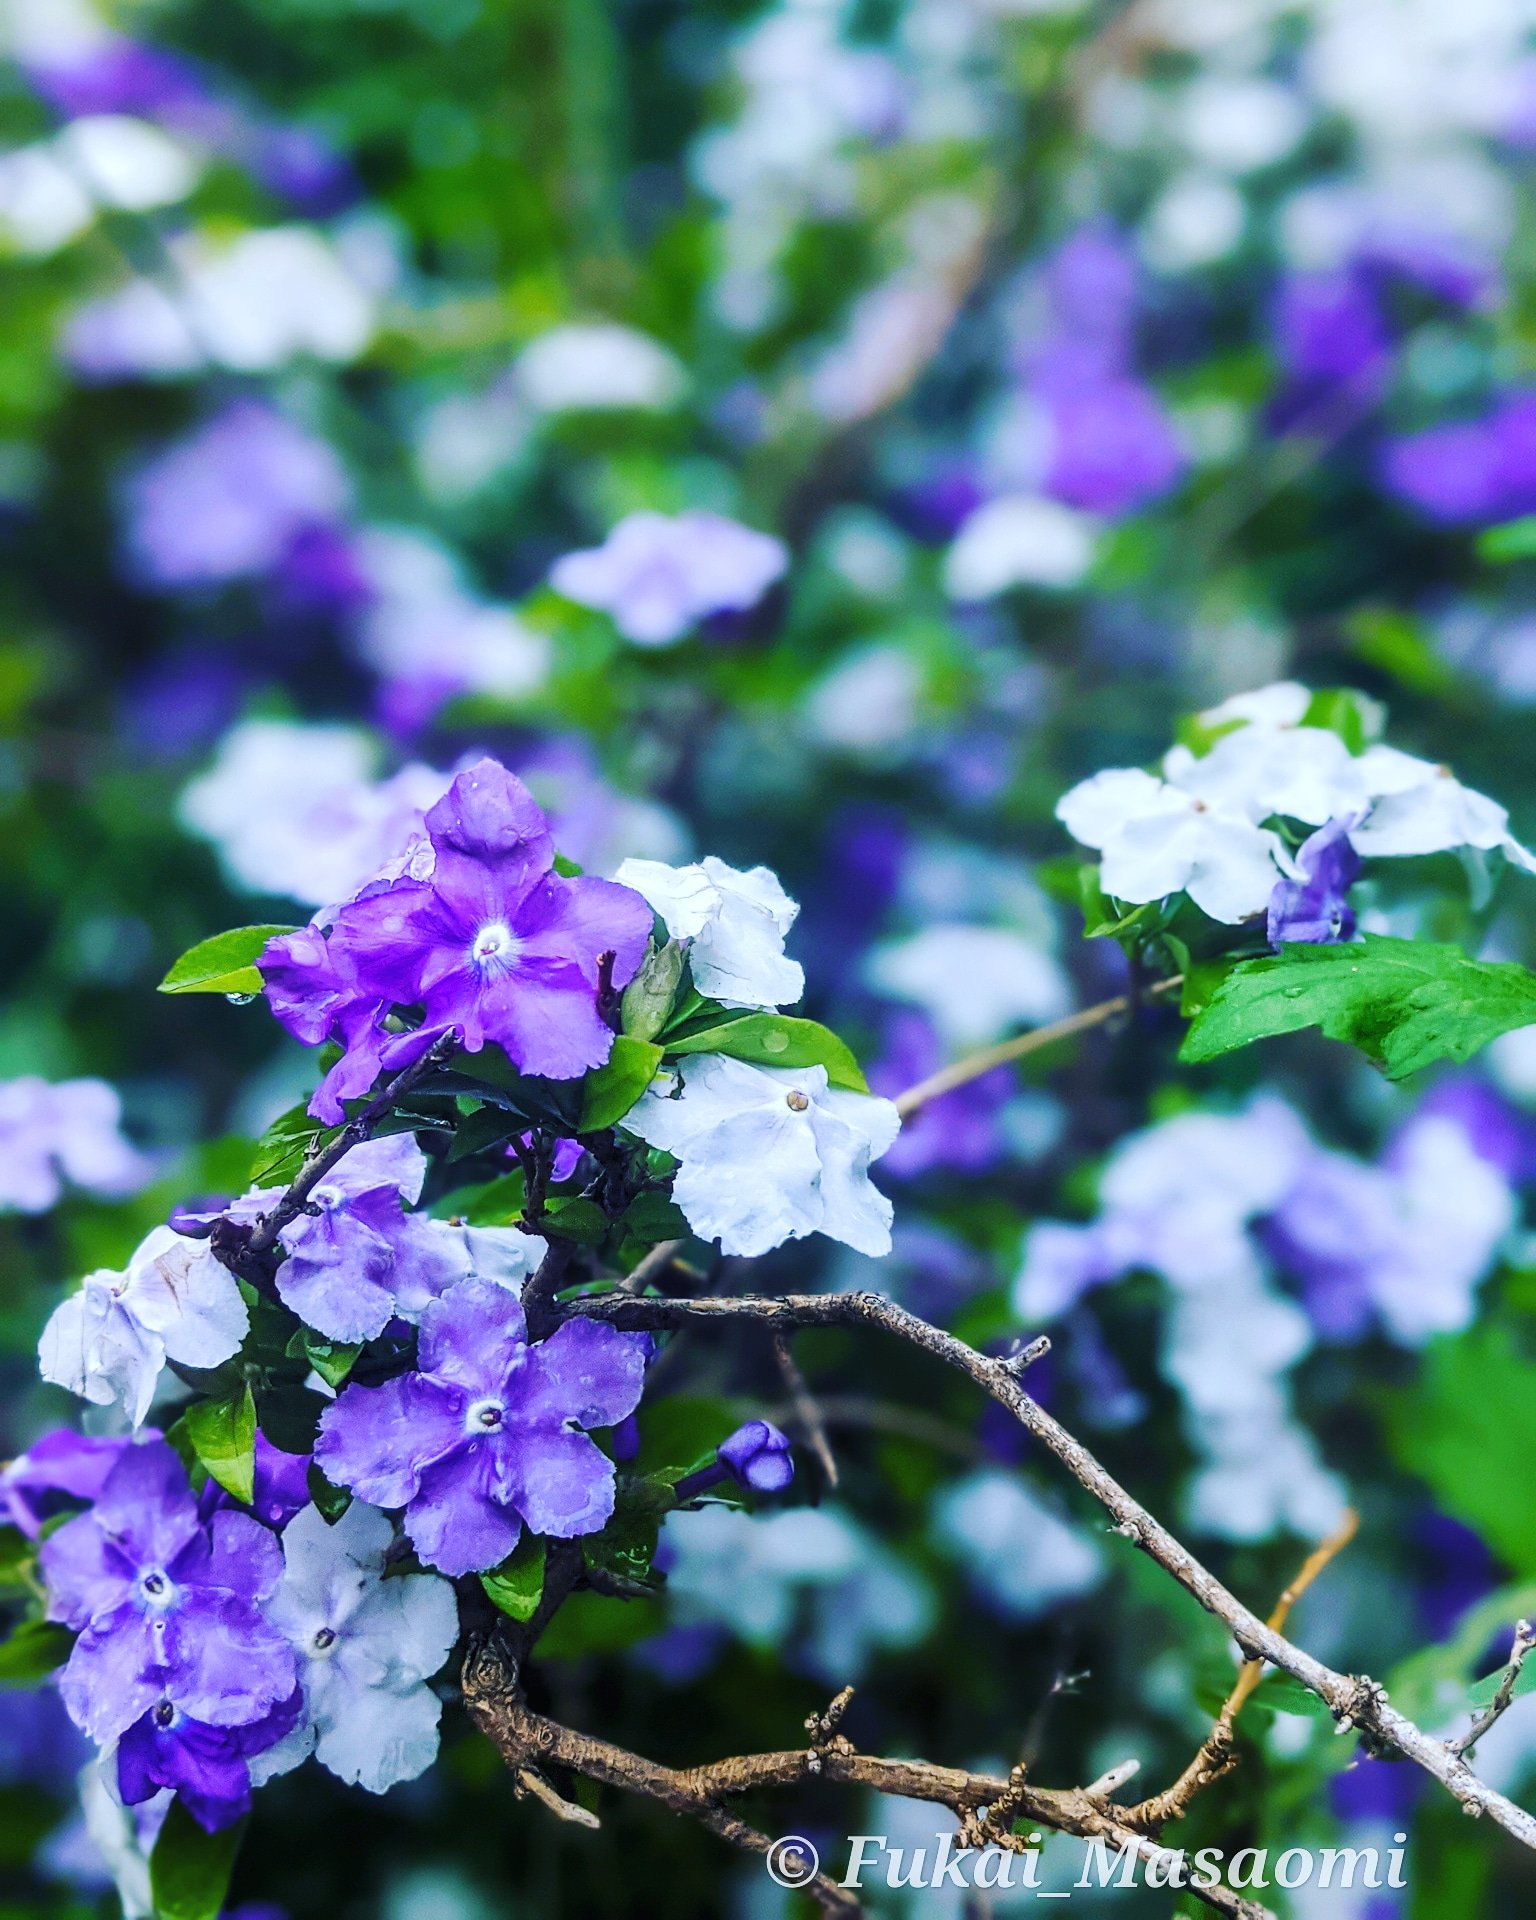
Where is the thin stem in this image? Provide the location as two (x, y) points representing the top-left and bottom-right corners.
(1450, 1620), (1536, 1759)
(893, 977), (1183, 1118)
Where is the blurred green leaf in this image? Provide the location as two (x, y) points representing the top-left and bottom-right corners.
(0, 1618), (73, 1686)
(150, 1797), (246, 1920)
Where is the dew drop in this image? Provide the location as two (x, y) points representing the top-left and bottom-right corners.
(225, 991), (259, 1006)
(763, 1029), (790, 1055)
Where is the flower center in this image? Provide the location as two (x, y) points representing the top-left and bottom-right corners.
(141, 1570), (174, 1608)
(468, 1398), (505, 1432)
(785, 1089), (810, 1112)
(153, 1701), (175, 1729)
(312, 1626), (338, 1654)
(470, 921), (521, 976)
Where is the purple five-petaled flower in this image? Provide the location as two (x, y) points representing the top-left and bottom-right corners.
(1267, 816), (1362, 949)
(314, 1279), (649, 1577)
(40, 1441), (298, 1746)
(117, 1687), (304, 1833)
(259, 759), (654, 1122)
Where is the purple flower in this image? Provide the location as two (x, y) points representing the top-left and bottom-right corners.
(40, 1441), (298, 1745)
(0, 1076), (152, 1213)
(270, 1135), (460, 1344)
(263, 760), (653, 1110)
(1267, 816), (1362, 947)
(121, 402), (351, 592)
(1270, 272), (1390, 427)
(869, 1009), (1009, 1178)
(548, 511), (788, 646)
(24, 40), (212, 120)
(117, 1687), (304, 1833)
(717, 1421), (795, 1493)
(1037, 378), (1184, 518)
(0, 1430), (135, 1538)
(1381, 392), (1536, 526)
(314, 1279), (648, 1577)
(673, 1421), (796, 1501)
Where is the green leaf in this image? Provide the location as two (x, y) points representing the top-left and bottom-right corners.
(538, 1196), (609, 1244)
(615, 1189), (688, 1247)
(446, 1102), (521, 1163)
(1180, 936), (1536, 1079)
(620, 938), (685, 1041)
(582, 1478), (671, 1585)
(662, 1012), (868, 1092)
(1386, 1325), (1536, 1575)
(300, 1333), (362, 1392)
(158, 926), (296, 996)
(0, 1618), (73, 1685)
(307, 1462), (352, 1524)
(249, 1102), (341, 1185)
(429, 1169), (527, 1225)
(632, 1395), (737, 1485)
(1468, 1657), (1536, 1712)
(579, 1035), (663, 1130)
(254, 1384), (330, 1456)
(0, 1526), (34, 1597)
(481, 1537), (546, 1621)
(1478, 516), (1536, 563)
(150, 1796), (246, 1920)
(1300, 687), (1376, 754)
(184, 1386), (256, 1504)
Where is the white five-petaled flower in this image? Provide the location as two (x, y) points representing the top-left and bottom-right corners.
(38, 1225), (249, 1427)
(1057, 681), (1536, 924)
(613, 855), (804, 1008)
(255, 1501), (458, 1795)
(624, 1057), (901, 1258)
(1056, 764), (1292, 923)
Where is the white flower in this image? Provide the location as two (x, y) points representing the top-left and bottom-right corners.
(257, 1502), (458, 1794)
(1350, 748), (1536, 869)
(613, 856), (803, 1008)
(1057, 765), (1291, 923)
(943, 494), (1096, 599)
(39, 1225), (249, 1427)
(513, 323), (685, 413)
(933, 1469), (1103, 1622)
(179, 720), (452, 909)
(624, 1057), (900, 1257)
(865, 924), (1070, 1048)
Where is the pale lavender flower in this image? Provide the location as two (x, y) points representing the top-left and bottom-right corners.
(0, 1077), (152, 1213)
(549, 511), (788, 646)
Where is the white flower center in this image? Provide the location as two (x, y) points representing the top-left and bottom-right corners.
(311, 1626), (339, 1657)
(467, 1397), (506, 1433)
(470, 921), (521, 977)
(785, 1089), (811, 1112)
(141, 1570), (175, 1611)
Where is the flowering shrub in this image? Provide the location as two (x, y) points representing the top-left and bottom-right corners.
(7, 2), (1536, 1917)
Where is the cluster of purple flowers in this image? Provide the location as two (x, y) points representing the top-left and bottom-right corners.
(259, 757), (654, 1121)
(38, 1439), (302, 1833)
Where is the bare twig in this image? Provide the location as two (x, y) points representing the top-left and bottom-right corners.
(1451, 1620), (1536, 1759)
(241, 1032), (460, 1263)
(1125, 1509), (1360, 1832)
(461, 1637), (1274, 1920)
(772, 1332), (839, 1494)
(561, 1287), (1536, 1853)
(893, 978), (1182, 1119)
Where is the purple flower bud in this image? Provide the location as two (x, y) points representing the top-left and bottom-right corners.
(715, 1420), (795, 1493)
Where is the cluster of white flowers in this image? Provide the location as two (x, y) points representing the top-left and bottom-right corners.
(616, 856), (902, 1257)
(1057, 680), (1536, 923)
